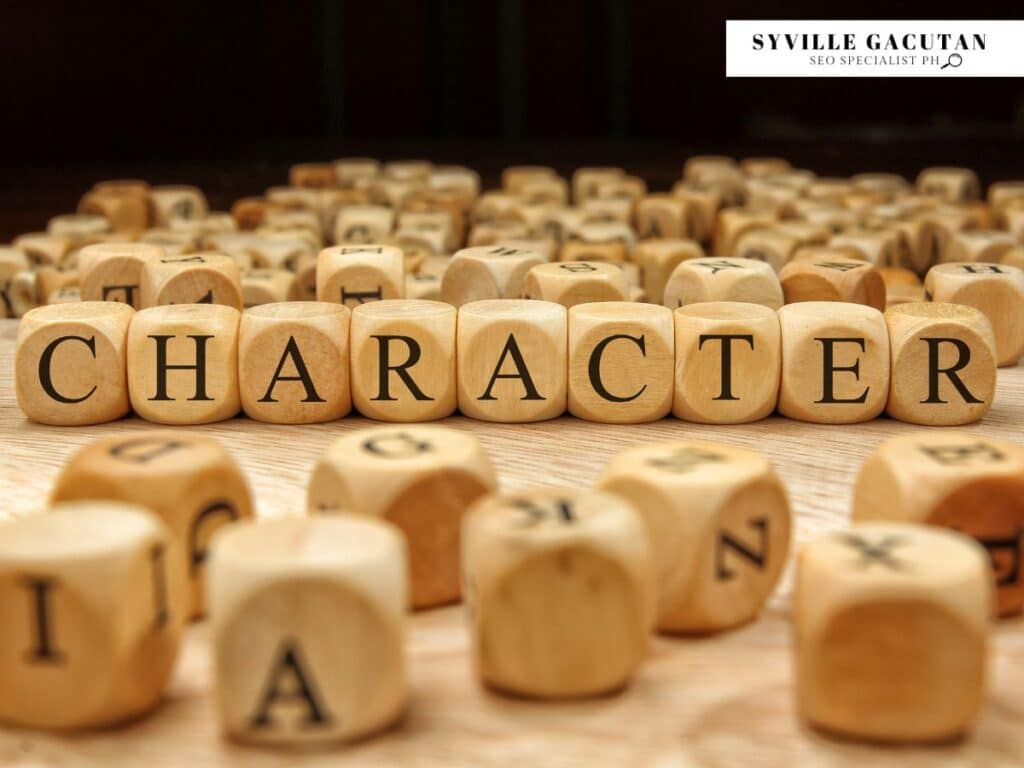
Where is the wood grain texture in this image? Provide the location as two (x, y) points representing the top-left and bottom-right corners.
(0, 316), (1022, 766)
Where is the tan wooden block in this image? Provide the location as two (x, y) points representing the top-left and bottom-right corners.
(47, 286), (81, 305)
(522, 261), (628, 307)
(518, 176), (569, 206)
(427, 165), (480, 206)
(78, 187), (149, 232)
(662, 257), (783, 310)
(988, 180), (1024, 219)
(635, 194), (688, 239)
(740, 156), (791, 178)
(878, 266), (921, 287)
(457, 299), (567, 422)
(1001, 202), (1024, 240)
(0, 248), (29, 317)
(287, 253), (318, 301)
(208, 517), (407, 746)
(50, 432), (252, 618)
(597, 440), (790, 632)
(388, 233), (435, 273)
(289, 162), (337, 188)
(139, 251), (243, 310)
(138, 228), (198, 257)
(712, 208), (775, 256)
(13, 232), (74, 267)
(778, 301), (889, 424)
(671, 183), (722, 243)
(559, 238), (627, 264)
(169, 212), (238, 237)
(502, 165), (557, 194)
(633, 239), (704, 305)
(531, 206), (586, 244)
(683, 155), (737, 183)
(256, 224), (323, 253)
(266, 185), (322, 212)
(230, 197), (283, 230)
(462, 488), (654, 698)
(805, 177), (854, 203)
(948, 229), (1019, 263)
(308, 425), (497, 607)
(581, 195), (633, 224)
(851, 172), (912, 198)
(467, 220), (531, 247)
(319, 188), (372, 232)
(34, 265), (78, 305)
(594, 173), (646, 205)
(884, 303), (996, 426)
(127, 304), (240, 425)
(919, 205), (981, 264)
(473, 191), (525, 224)
(4, 269), (39, 317)
(862, 211), (931, 275)
(370, 177), (425, 209)
(567, 302), (673, 423)
(795, 523), (990, 742)
(571, 166), (624, 203)
(384, 159), (431, 181)
(916, 167), (981, 203)
(745, 179), (801, 215)
(571, 221), (637, 255)
(349, 300), (455, 421)
(1001, 246), (1024, 269)
(441, 245), (545, 307)
(397, 210), (456, 252)
(47, 214), (110, 244)
(779, 253), (886, 310)
(673, 302), (780, 424)
(333, 157), (381, 187)
(241, 268), (296, 307)
(0, 503), (186, 730)
(16, 302), (133, 425)
(795, 202), (859, 234)
(261, 210), (323, 243)
(77, 242), (155, 307)
(496, 237), (558, 262)
(690, 170), (747, 208)
(415, 254), (451, 279)
(92, 179), (149, 196)
(885, 283), (927, 308)
(316, 244), (404, 306)
(733, 227), (802, 272)
(829, 228), (901, 267)
(332, 205), (394, 244)
(147, 185), (209, 227)
(243, 235), (312, 271)
(925, 262), (1024, 366)
(404, 271), (440, 300)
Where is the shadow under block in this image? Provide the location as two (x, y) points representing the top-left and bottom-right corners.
(462, 488), (654, 699)
(308, 425), (497, 608)
(794, 523), (990, 743)
(79, 242), (162, 308)
(522, 261), (629, 307)
(779, 253), (887, 309)
(456, 299), (568, 422)
(350, 300), (456, 422)
(597, 440), (790, 633)
(673, 302), (780, 424)
(239, 302), (351, 424)
(853, 431), (1024, 617)
(316, 244), (404, 307)
(16, 301), (134, 425)
(777, 302), (889, 424)
(662, 257), (783, 310)
(0, 503), (186, 730)
(139, 252), (243, 310)
(127, 304), (241, 425)
(207, 517), (407, 747)
(441, 245), (546, 307)
(567, 302), (673, 423)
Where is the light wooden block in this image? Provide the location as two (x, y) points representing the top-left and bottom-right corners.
(13, 232), (74, 266)
(633, 239), (704, 305)
(795, 523), (990, 742)
(778, 302), (889, 424)
(597, 440), (790, 632)
(920, 205), (981, 264)
(634, 194), (688, 239)
(208, 517), (407, 746)
(948, 230), (1019, 263)
(683, 155), (737, 183)
(711, 208), (774, 256)
(462, 488), (654, 698)
(457, 299), (567, 422)
(47, 214), (110, 244)
(779, 252), (886, 310)
(878, 266), (920, 287)
(502, 165), (557, 194)
(662, 257), (783, 310)
(740, 156), (791, 178)
(0, 503), (186, 729)
(139, 251), (243, 310)
(673, 302), (780, 424)
(518, 176), (569, 206)
(571, 167), (624, 203)
(333, 157), (381, 188)
(885, 283), (927, 308)
(560, 238), (626, 264)
(78, 187), (149, 232)
(441, 245), (546, 307)
(4, 269), (39, 317)
(350, 300), (456, 422)
(78, 242), (158, 307)
(396, 210), (455, 252)
(138, 228), (198, 257)
(916, 167), (981, 203)
(851, 172), (911, 197)
(671, 183), (722, 243)
(169, 212), (238, 237)
(733, 227), (803, 272)
(230, 197), (283, 230)
(427, 165), (481, 206)
(316, 244), (404, 307)
(287, 253), (318, 300)
(47, 286), (81, 305)
(333, 205), (395, 244)
(405, 271), (441, 300)
(147, 185), (209, 227)
(580, 196), (633, 225)
(265, 185), (322, 212)
(289, 162), (337, 188)
(241, 268), (296, 307)
(522, 261), (629, 307)
(34, 265), (78, 305)
(829, 228), (901, 267)
(127, 304), (240, 425)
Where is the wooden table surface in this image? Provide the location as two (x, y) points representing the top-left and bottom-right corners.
(0, 316), (1022, 767)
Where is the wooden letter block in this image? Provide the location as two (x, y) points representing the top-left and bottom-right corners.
(948, 230), (1019, 264)
(316, 244), (404, 307)
(441, 245), (546, 307)
(241, 268), (296, 307)
(0, 503), (186, 729)
(289, 162), (337, 188)
(884, 303), (996, 426)
(853, 431), (1024, 616)
(78, 186), (149, 232)
(673, 302), (780, 424)
(16, 302), (133, 425)
(34, 265), (78, 305)
(47, 214), (110, 243)
(597, 440), (790, 632)
(711, 208), (775, 256)
(208, 517), (407, 746)
(567, 302), (673, 423)
(633, 239), (704, 305)
(662, 257), (783, 310)
(79, 242), (161, 308)
(560, 238), (627, 264)
(147, 185), (209, 226)
(916, 167), (981, 203)
(522, 261), (628, 307)
(239, 302), (352, 424)
(127, 304), (241, 425)
(462, 488), (654, 698)
(457, 299), (567, 422)
(795, 523), (990, 742)
(778, 302), (889, 424)
(635, 195), (688, 239)
(779, 252), (886, 310)
(332, 205), (395, 244)
(308, 426), (497, 607)
(350, 299), (456, 422)
(139, 252), (243, 310)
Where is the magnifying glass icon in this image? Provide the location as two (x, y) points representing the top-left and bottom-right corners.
(941, 53), (963, 70)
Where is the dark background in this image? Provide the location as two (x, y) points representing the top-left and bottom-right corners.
(2, 1), (1023, 237)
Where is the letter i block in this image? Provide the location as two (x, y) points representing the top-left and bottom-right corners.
(0, 503), (186, 729)
(239, 302), (351, 424)
(673, 302), (780, 424)
(127, 305), (241, 425)
(308, 425), (498, 607)
(853, 432), (1024, 617)
(208, 517), (407, 746)
(597, 441), (790, 633)
(567, 302), (673, 423)
(16, 302), (134, 425)
(350, 299), (456, 421)
(51, 432), (253, 618)
(457, 299), (568, 422)
(662, 257), (784, 310)
(462, 489), (654, 698)
(441, 245), (547, 307)
(884, 303), (996, 425)
(79, 242), (161, 308)
(795, 524), (990, 742)
(778, 302), (889, 424)
(139, 252), (243, 309)
(316, 245), (404, 307)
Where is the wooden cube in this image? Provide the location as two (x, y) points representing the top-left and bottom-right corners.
(462, 488), (654, 698)
(208, 517), (407, 746)
(635, 193), (689, 238)
(16, 302), (133, 425)
(350, 299), (456, 422)
(916, 167), (981, 203)
(127, 304), (240, 425)
(47, 214), (110, 244)
(138, 228), (198, 257)
(519, 176), (569, 206)
(308, 425), (497, 607)
(948, 230), (1019, 263)
(711, 208), (775, 256)
(289, 162), (337, 188)
(441, 245), (546, 307)
(79, 242), (159, 308)
(885, 284), (927, 308)
(663, 257), (783, 310)
(597, 440), (790, 632)
(571, 167), (624, 203)
(457, 299), (567, 422)
(4, 269), (39, 317)
(522, 261), (628, 307)
(34, 265), (78, 305)
(47, 286), (81, 305)
(405, 270), (441, 300)
(673, 302), (780, 424)
(683, 155), (737, 183)
(241, 268), (296, 307)
(332, 205), (395, 244)
(633, 239), (704, 305)
(740, 156), (791, 177)
(0, 502), (186, 729)
(778, 302), (889, 424)
(230, 197), (283, 230)
(147, 185), (209, 226)
(316, 244), (404, 307)
(13, 232), (73, 267)
(501, 165), (556, 193)
(920, 205), (982, 264)
(78, 187), (149, 232)
(925, 262), (1024, 366)
(829, 228), (901, 267)
(779, 252), (886, 310)
(467, 220), (531, 247)
(333, 157), (381, 187)
(139, 251), (243, 310)
(567, 302), (673, 423)
(733, 227), (803, 272)
(885, 303), (996, 426)
(795, 523), (990, 742)
(671, 183), (722, 243)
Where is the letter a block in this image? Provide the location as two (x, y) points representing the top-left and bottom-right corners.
(208, 517), (407, 746)
(853, 432), (1024, 617)
(0, 503), (186, 729)
(316, 245), (404, 307)
(16, 302), (134, 425)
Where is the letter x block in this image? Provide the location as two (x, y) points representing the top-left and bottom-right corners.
(316, 244), (404, 308)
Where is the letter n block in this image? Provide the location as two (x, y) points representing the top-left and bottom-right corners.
(316, 245), (404, 307)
